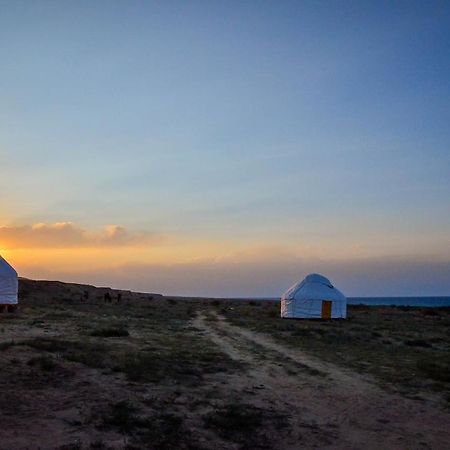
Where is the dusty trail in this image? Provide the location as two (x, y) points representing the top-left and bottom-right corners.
(193, 312), (450, 450)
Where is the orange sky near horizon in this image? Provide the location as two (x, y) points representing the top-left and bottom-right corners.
(1, 220), (449, 272)
(1, 220), (449, 297)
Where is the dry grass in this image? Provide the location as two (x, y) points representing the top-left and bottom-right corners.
(220, 300), (450, 398)
(0, 281), (248, 449)
(1, 279), (449, 449)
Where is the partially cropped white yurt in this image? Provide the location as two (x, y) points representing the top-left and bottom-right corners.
(0, 256), (18, 305)
(281, 273), (346, 319)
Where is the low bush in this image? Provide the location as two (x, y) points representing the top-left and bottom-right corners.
(204, 402), (288, 446)
(416, 358), (450, 382)
(21, 337), (108, 368)
(137, 412), (186, 449)
(204, 403), (263, 438)
(422, 309), (439, 317)
(0, 340), (16, 351)
(102, 400), (139, 434)
(27, 355), (57, 371)
(404, 339), (432, 348)
(90, 326), (129, 338)
(101, 401), (187, 448)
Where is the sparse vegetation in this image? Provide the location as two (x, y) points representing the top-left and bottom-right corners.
(0, 340), (16, 351)
(221, 301), (450, 396)
(100, 400), (188, 449)
(101, 400), (139, 434)
(404, 338), (432, 348)
(204, 402), (288, 447)
(1, 279), (449, 449)
(27, 355), (57, 371)
(118, 335), (240, 383)
(137, 412), (187, 449)
(204, 403), (263, 436)
(20, 337), (108, 368)
(416, 357), (450, 383)
(90, 325), (129, 337)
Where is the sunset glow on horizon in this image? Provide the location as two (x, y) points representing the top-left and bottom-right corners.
(1, 1), (449, 296)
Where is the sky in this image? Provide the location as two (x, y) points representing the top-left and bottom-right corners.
(1, 1), (449, 297)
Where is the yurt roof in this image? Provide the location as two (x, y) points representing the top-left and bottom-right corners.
(282, 273), (346, 302)
(0, 256), (17, 277)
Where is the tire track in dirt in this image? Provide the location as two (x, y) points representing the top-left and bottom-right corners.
(193, 312), (450, 450)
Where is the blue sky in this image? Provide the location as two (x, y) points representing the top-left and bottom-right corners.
(1, 1), (449, 295)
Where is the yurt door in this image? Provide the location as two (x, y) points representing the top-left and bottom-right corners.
(321, 301), (332, 319)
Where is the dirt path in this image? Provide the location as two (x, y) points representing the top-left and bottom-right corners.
(193, 312), (450, 450)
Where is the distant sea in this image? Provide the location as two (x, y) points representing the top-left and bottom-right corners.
(347, 297), (450, 307)
(256, 297), (450, 307)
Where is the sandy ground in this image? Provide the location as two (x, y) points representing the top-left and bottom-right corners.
(192, 312), (450, 450)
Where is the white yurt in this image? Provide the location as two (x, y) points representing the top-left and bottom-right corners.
(0, 255), (18, 305)
(281, 273), (346, 319)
